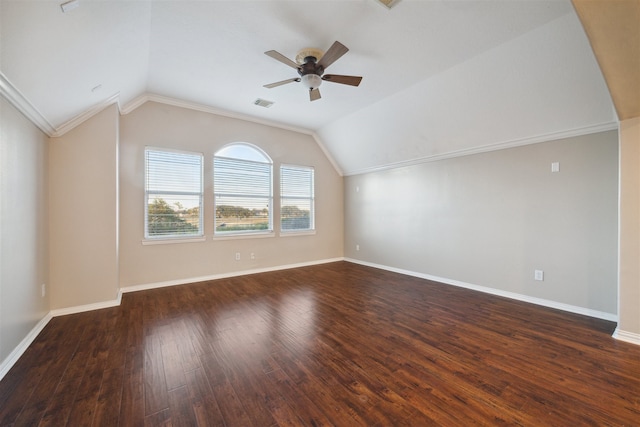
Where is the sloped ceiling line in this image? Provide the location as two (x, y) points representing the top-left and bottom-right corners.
(1, 70), (316, 138)
(53, 92), (121, 138)
(121, 94), (346, 176)
(120, 93), (346, 175)
(0, 71), (347, 175)
(311, 132), (344, 176)
(120, 93), (313, 136)
(342, 120), (619, 177)
(2, 67), (617, 179)
(2, 0), (621, 174)
(1, 71), (121, 138)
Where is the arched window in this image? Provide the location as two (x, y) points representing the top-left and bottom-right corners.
(214, 143), (273, 235)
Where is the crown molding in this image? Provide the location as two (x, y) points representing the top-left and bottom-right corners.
(121, 93), (314, 136)
(119, 93), (150, 115)
(121, 93), (349, 174)
(51, 93), (121, 137)
(3, 72), (615, 178)
(311, 132), (343, 176)
(0, 72), (123, 138)
(0, 72), (56, 136)
(343, 121), (620, 176)
(0, 74), (316, 140)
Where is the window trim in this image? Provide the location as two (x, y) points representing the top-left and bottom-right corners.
(144, 146), (204, 242)
(142, 236), (206, 245)
(280, 163), (315, 235)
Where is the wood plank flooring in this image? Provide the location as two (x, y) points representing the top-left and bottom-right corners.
(1, 261), (639, 426)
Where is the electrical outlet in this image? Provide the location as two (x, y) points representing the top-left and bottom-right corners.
(251, 252), (255, 260)
(235, 252), (240, 261)
(356, 244), (360, 251)
(41, 283), (46, 297)
(534, 270), (544, 281)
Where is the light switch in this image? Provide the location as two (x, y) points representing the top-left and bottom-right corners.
(551, 162), (560, 173)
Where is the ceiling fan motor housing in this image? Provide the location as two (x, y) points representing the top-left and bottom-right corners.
(298, 56), (324, 89)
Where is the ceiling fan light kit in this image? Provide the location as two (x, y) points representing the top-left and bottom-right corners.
(264, 41), (362, 102)
(301, 74), (322, 90)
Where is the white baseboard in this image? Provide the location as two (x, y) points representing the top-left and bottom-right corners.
(0, 312), (52, 382)
(613, 328), (640, 345)
(49, 290), (123, 317)
(345, 258), (619, 322)
(2, 257), (629, 382)
(121, 257), (345, 293)
(0, 291), (123, 381)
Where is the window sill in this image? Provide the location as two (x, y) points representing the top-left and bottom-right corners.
(280, 230), (316, 237)
(212, 231), (275, 241)
(142, 236), (206, 245)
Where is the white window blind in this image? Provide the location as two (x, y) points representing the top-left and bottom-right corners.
(214, 144), (273, 235)
(145, 148), (203, 239)
(280, 165), (314, 232)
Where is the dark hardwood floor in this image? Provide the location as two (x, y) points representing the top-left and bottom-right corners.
(1, 261), (639, 426)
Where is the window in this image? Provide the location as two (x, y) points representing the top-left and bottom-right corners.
(214, 143), (273, 235)
(281, 165), (314, 232)
(145, 148), (203, 239)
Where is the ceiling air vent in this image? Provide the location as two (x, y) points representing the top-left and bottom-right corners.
(254, 98), (274, 108)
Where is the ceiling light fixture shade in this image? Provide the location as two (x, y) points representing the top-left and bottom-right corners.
(301, 74), (322, 90)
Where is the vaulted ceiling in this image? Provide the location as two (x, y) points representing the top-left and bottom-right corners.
(0, 0), (618, 175)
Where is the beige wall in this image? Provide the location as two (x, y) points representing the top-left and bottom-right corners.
(49, 104), (119, 310)
(618, 117), (640, 335)
(0, 97), (50, 364)
(345, 131), (619, 316)
(118, 102), (344, 288)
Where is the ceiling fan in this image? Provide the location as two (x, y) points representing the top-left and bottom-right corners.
(263, 41), (362, 101)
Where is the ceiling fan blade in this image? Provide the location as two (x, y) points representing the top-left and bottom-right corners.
(322, 74), (362, 87)
(263, 78), (300, 88)
(310, 88), (321, 101)
(317, 41), (349, 69)
(264, 50), (300, 69)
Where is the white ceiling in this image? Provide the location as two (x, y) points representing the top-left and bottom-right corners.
(0, 0), (616, 175)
